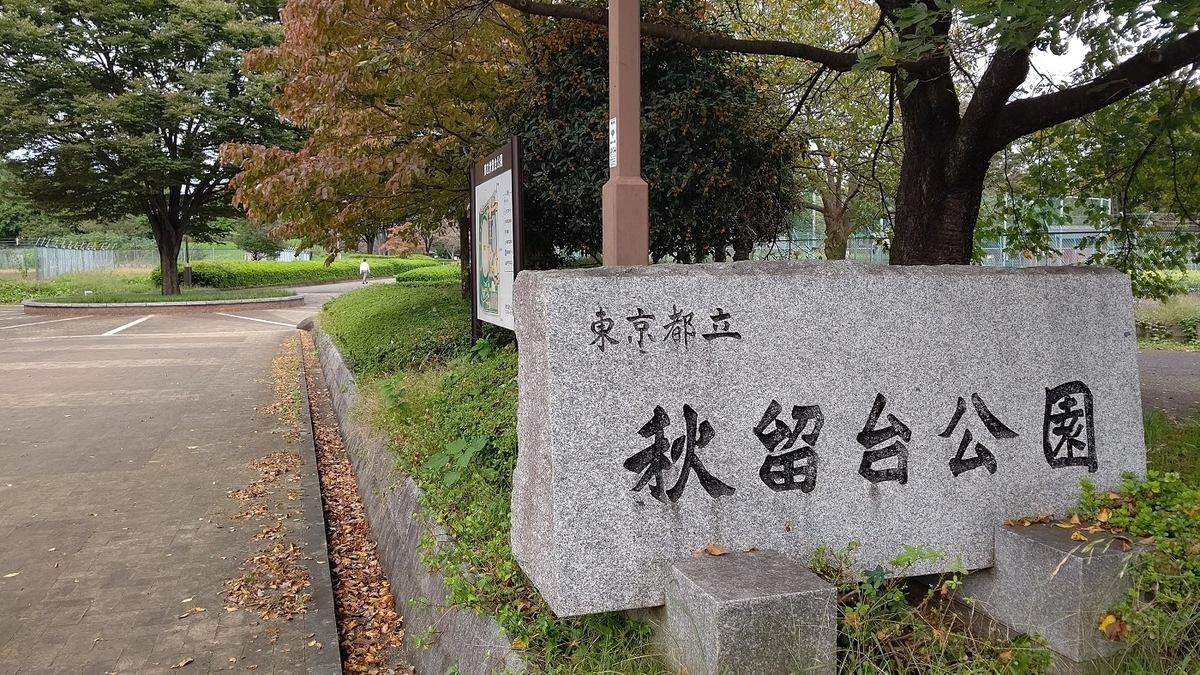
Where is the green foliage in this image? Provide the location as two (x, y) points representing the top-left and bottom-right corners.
(514, 8), (800, 267)
(811, 543), (1051, 674)
(1075, 471), (1200, 670)
(320, 283), (471, 376)
(150, 256), (436, 289)
(1134, 296), (1200, 344)
(232, 220), (287, 260)
(0, 0), (300, 292)
(394, 263), (461, 285)
(323, 288), (662, 672)
(423, 436), (489, 486)
(989, 79), (1200, 300)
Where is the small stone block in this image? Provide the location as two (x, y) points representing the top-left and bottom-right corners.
(662, 550), (836, 675)
(954, 523), (1142, 663)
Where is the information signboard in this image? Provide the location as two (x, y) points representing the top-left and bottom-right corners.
(469, 138), (523, 334)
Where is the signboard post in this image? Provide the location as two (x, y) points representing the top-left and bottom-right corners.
(469, 138), (524, 340)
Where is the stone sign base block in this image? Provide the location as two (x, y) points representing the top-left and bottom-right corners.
(953, 523), (1142, 669)
(642, 550), (836, 675)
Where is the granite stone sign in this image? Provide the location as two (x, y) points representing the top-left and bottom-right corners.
(512, 261), (1145, 617)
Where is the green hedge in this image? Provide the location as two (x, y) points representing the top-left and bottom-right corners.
(152, 256), (438, 289)
(319, 283), (472, 376)
(395, 263), (461, 285)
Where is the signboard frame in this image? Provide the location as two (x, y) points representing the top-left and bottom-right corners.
(468, 137), (524, 339)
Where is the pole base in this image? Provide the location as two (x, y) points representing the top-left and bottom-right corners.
(601, 176), (650, 266)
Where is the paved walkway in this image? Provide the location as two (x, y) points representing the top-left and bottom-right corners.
(0, 296), (342, 674)
(1137, 349), (1200, 417)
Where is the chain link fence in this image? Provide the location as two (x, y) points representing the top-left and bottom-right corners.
(0, 239), (248, 279)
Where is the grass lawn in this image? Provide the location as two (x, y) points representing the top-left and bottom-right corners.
(0, 269), (156, 304)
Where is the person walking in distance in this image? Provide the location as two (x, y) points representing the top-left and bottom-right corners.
(359, 258), (370, 284)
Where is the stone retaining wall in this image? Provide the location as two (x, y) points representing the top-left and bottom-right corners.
(312, 327), (525, 675)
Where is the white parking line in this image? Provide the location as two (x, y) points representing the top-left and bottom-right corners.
(216, 313), (298, 328)
(0, 316), (89, 331)
(102, 315), (153, 336)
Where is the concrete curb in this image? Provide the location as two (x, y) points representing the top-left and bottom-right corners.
(311, 326), (526, 675)
(21, 294), (306, 316)
(295, 338), (346, 675)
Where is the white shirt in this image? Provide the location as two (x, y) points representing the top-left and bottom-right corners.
(359, 261), (370, 272)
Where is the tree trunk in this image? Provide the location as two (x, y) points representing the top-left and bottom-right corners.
(157, 230), (182, 295)
(820, 192), (854, 261)
(886, 13), (981, 266)
(889, 144), (985, 265)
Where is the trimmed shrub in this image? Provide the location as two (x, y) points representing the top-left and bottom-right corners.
(152, 256), (438, 288)
(395, 263), (460, 285)
(319, 283), (471, 376)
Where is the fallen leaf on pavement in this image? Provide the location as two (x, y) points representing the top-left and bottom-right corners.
(1071, 531), (1088, 541)
(169, 658), (193, 669)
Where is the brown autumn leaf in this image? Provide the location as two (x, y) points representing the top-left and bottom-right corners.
(1097, 508), (1112, 523)
(700, 544), (731, 556)
(1071, 531), (1088, 541)
(1102, 615), (1129, 641)
(1034, 513), (1051, 524)
(169, 658), (193, 669)
(1055, 522), (1076, 529)
(1139, 536), (1155, 545)
(997, 650), (1014, 664)
(1068, 514), (1082, 525)
(299, 335), (411, 675)
(1189, 542), (1200, 555)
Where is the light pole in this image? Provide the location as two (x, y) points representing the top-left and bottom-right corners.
(600, 0), (649, 266)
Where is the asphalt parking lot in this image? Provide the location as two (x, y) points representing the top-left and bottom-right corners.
(0, 299), (335, 675)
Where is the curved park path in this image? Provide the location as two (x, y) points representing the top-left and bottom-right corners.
(0, 279), (388, 675)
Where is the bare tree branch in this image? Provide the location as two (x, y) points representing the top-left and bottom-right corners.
(492, 0), (871, 71)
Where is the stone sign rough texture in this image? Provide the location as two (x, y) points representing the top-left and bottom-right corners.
(512, 261), (1145, 617)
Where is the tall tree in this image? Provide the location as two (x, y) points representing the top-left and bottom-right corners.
(488, 0), (1200, 265)
(0, 0), (297, 293)
(221, 0), (521, 253)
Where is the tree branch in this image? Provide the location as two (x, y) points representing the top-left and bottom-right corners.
(989, 30), (1200, 152)
(948, 47), (1029, 179)
(492, 0), (866, 71)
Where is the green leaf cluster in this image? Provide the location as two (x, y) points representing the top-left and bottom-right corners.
(1076, 470), (1200, 661)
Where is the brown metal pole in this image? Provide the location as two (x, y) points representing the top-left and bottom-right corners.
(600, 0), (649, 266)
